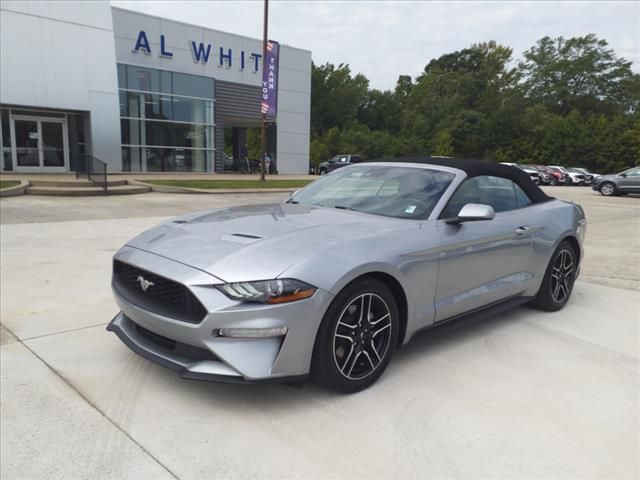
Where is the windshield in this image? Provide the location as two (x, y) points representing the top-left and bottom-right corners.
(289, 164), (455, 219)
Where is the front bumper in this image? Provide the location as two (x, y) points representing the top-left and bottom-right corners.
(107, 313), (307, 383)
(107, 246), (333, 383)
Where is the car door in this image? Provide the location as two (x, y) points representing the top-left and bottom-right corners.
(618, 167), (640, 192)
(433, 175), (535, 322)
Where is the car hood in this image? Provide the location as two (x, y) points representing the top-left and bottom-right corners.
(126, 203), (407, 283)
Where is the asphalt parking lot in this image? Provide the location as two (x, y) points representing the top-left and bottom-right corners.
(1, 187), (638, 479)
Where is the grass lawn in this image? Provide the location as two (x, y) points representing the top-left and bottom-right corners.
(144, 179), (314, 189)
(0, 181), (19, 189)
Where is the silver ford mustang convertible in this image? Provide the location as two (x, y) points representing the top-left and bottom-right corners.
(108, 158), (586, 392)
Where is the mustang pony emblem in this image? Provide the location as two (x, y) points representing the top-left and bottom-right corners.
(136, 275), (154, 292)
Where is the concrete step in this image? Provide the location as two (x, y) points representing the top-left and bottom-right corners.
(26, 184), (150, 196)
(29, 179), (128, 188)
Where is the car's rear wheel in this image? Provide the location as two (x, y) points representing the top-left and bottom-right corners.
(530, 241), (577, 311)
(312, 278), (399, 393)
(319, 168), (327, 175)
(599, 182), (617, 196)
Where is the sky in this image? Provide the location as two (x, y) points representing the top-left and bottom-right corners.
(112, 0), (640, 91)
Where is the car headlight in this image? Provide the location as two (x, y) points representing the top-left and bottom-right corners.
(216, 279), (316, 304)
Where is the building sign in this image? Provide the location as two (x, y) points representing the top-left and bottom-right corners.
(132, 30), (263, 72)
(261, 41), (280, 117)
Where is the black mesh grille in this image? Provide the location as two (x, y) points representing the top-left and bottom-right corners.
(131, 320), (219, 362)
(113, 260), (207, 324)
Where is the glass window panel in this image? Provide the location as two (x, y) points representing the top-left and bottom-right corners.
(144, 121), (172, 146)
(127, 91), (141, 118)
(173, 98), (213, 124)
(172, 72), (213, 98)
(160, 70), (172, 94)
(0, 110), (11, 171)
(2, 149), (12, 171)
(1, 110), (10, 146)
(121, 118), (142, 146)
(41, 122), (64, 167)
(121, 146), (142, 172)
(119, 91), (128, 116)
(127, 65), (160, 92)
(117, 64), (127, 88)
(143, 93), (172, 120)
(173, 124), (208, 148)
(146, 147), (172, 171)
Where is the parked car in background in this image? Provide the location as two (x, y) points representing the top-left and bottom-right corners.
(549, 166), (585, 185)
(222, 152), (235, 171)
(526, 165), (553, 185)
(542, 166), (569, 185)
(318, 155), (364, 175)
(592, 166), (640, 196)
(516, 165), (541, 184)
(568, 168), (594, 185)
(573, 168), (601, 184)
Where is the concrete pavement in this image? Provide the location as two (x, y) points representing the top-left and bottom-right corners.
(1, 186), (638, 479)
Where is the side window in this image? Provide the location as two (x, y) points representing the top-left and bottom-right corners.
(441, 175), (527, 218)
(513, 183), (532, 208)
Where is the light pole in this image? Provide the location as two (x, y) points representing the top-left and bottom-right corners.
(260, 0), (269, 181)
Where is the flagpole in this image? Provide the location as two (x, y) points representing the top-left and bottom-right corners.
(260, 0), (268, 181)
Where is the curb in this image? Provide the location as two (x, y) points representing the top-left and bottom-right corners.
(0, 180), (29, 197)
(129, 179), (299, 194)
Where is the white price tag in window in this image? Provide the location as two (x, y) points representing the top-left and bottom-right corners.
(405, 205), (416, 214)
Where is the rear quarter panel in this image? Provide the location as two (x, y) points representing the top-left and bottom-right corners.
(526, 199), (585, 293)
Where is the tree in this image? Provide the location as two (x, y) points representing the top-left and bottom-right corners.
(432, 130), (454, 156)
(311, 63), (369, 134)
(519, 34), (637, 115)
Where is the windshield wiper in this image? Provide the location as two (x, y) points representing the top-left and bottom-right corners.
(334, 205), (357, 211)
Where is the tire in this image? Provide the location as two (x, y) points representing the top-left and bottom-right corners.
(311, 277), (399, 393)
(549, 178), (557, 186)
(319, 168), (327, 175)
(530, 241), (577, 312)
(599, 182), (617, 196)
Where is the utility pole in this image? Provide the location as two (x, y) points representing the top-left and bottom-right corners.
(260, 0), (268, 181)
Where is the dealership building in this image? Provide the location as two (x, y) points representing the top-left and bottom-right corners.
(0, 1), (311, 174)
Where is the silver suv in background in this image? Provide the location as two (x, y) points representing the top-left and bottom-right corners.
(592, 166), (640, 196)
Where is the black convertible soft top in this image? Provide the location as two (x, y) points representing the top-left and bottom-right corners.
(368, 156), (552, 204)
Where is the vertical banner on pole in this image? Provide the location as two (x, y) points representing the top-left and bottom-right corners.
(261, 40), (279, 117)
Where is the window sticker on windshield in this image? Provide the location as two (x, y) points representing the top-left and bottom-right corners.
(405, 205), (417, 214)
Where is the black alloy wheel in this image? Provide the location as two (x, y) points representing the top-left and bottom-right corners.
(312, 277), (399, 393)
(530, 241), (577, 311)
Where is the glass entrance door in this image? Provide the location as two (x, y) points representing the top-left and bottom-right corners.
(14, 119), (40, 168)
(12, 116), (68, 172)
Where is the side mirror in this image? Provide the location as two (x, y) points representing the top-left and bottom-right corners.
(619, 172), (627, 178)
(446, 203), (495, 224)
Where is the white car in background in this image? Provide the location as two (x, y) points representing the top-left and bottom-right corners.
(573, 168), (602, 184)
(549, 166), (585, 185)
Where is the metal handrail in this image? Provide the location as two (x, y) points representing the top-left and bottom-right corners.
(76, 154), (108, 195)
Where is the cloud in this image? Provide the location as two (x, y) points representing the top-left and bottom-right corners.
(112, 0), (640, 90)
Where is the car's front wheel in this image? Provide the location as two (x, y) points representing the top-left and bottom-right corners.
(312, 277), (399, 393)
(599, 182), (617, 196)
(530, 241), (577, 311)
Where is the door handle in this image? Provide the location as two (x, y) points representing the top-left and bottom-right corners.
(515, 226), (530, 235)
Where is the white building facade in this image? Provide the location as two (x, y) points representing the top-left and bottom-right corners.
(0, 1), (311, 174)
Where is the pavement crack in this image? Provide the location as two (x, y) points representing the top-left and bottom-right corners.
(9, 333), (181, 480)
(20, 321), (110, 342)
